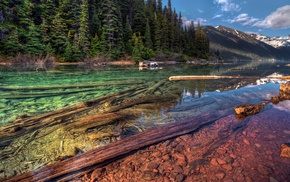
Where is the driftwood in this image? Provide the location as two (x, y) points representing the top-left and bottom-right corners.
(234, 81), (290, 119)
(4, 114), (221, 182)
(169, 75), (252, 81)
(234, 102), (267, 120)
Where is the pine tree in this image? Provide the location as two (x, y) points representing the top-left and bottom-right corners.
(101, 0), (124, 60)
(123, 16), (133, 54)
(50, 13), (68, 55)
(79, 0), (90, 57)
(144, 18), (153, 49)
(24, 23), (46, 55)
(195, 21), (209, 58)
(2, 29), (22, 55)
(132, 0), (146, 36)
(131, 32), (143, 62)
(153, 13), (161, 51)
(161, 8), (169, 51)
(186, 20), (196, 56)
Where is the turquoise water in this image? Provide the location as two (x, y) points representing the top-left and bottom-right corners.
(1, 60), (289, 126)
(0, 64), (215, 125)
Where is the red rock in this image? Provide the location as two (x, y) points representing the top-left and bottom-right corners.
(90, 168), (104, 180)
(222, 164), (233, 171)
(173, 165), (183, 173)
(255, 143), (261, 148)
(141, 170), (158, 180)
(230, 153), (236, 159)
(245, 176), (253, 182)
(146, 162), (159, 170)
(249, 133), (256, 138)
(151, 151), (162, 158)
(243, 138), (250, 145)
(175, 173), (185, 182)
(266, 134), (276, 140)
(215, 172), (225, 180)
(162, 154), (171, 161)
(223, 156), (234, 164)
(257, 165), (273, 175)
(216, 158), (227, 165)
(217, 148), (227, 154)
(210, 158), (219, 166)
(153, 169), (159, 173)
(236, 175), (245, 182)
(173, 152), (187, 166)
(280, 143), (290, 158)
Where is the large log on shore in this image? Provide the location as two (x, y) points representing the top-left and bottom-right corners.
(168, 75), (290, 81)
(4, 114), (221, 182)
(169, 75), (250, 81)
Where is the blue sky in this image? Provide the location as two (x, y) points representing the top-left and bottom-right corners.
(162, 0), (290, 37)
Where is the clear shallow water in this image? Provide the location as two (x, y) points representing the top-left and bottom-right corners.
(0, 60), (290, 179)
(0, 64), (215, 125)
(0, 60), (289, 126)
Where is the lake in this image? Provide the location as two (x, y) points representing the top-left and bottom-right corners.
(0, 60), (290, 180)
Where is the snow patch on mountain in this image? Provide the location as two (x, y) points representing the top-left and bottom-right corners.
(250, 33), (290, 48)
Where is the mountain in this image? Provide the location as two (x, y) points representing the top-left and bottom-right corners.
(203, 25), (290, 60)
(250, 34), (290, 48)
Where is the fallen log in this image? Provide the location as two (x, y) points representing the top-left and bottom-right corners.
(4, 114), (221, 182)
(0, 85), (147, 148)
(169, 75), (249, 81)
(168, 75), (290, 81)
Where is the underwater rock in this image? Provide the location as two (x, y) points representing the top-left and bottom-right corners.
(280, 143), (290, 158)
(234, 102), (267, 117)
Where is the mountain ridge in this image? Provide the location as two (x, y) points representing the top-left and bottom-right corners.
(203, 25), (290, 60)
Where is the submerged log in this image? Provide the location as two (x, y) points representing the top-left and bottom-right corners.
(0, 85), (147, 148)
(0, 80), (144, 91)
(4, 114), (221, 182)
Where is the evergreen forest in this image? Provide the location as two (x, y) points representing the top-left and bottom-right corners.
(0, 0), (210, 62)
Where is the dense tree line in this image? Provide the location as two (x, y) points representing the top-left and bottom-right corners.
(0, 0), (210, 62)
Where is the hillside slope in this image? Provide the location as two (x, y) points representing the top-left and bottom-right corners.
(203, 26), (290, 60)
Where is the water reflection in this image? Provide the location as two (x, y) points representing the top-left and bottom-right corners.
(1, 60), (290, 180)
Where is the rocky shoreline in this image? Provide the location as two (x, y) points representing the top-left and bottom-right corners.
(71, 106), (290, 182)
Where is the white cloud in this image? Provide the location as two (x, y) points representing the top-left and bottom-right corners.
(213, 14), (223, 19)
(227, 13), (259, 26)
(198, 9), (204, 13)
(183, 17), (208, 27)
(253, 5), (290, 29)
(214, 0), (240, 12)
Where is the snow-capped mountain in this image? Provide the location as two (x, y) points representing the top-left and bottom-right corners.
(202, 25), (290, 60)
(250, 33), (290, 48)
